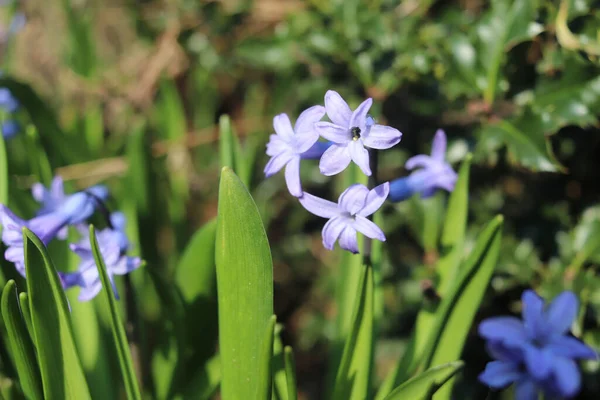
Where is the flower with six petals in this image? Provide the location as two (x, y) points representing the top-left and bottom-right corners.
(298, 182), (389, 253)
(316, 90), (401, 176)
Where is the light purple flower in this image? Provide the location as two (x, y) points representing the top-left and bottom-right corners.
(264, 105), (326, 197)
(298, 182), (389, 253)
(0, 205), (69, 276)
(66, 212), (141, 301)
(389, 130), (457, 202)
(316, 90), (402, 176)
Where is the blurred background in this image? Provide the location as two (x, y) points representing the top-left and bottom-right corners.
(2, 0), (600, 398)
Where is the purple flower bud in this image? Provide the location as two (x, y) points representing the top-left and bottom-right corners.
(298, 182), (389, 254)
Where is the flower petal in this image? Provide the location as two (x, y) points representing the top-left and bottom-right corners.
(486, 341), (524, 363)
(353, 215), (385, 242)
(294, 130), (320, 154)
(319, 144), (351, 176)
(315, 122), (350, 144)
(478, 361), (521, 388)
(545, 291), (578, 335)
(547, 336), (597, 360)
(349, 98), (373, 132)
(405, 154), (435, 171)
(521, 290), (546, 340)
(298, 192), (339, 219)
(338, 184), (369, 215)
(358, 182), (389, 217)
(78, 281), (102, 302)
(301, 141), (333, 160)
(322, 217), (347, 250)
(514, 379), (538, 400)
(388, 177), (416, 203)
(266, 134), (288, 156)
(284, 157), (303, 197)
(523, 345), (552, 380)
(273, 113), (295, 140)
(348, 140), (371, 176)
(294, 105), (326, 133)
(362, 124), (402, 150)
(431, 129), (447, 161)
(324, 90), (352, 126)
(551, 357), (581, 398)
(338, 227), (359, 254)
(478, 317), (528, 345)
(264, 151), (293, 178)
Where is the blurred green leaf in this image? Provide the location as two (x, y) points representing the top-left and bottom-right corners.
(219, 115), (235, 170)
(284, 346), (298, 400)
(1, 280), (42, 400)
(216, 167), (274, 399)
(332, 265), (374, 400)
(383, 361), (464, 400)
(89, 226), (142, 400)
(422, 216), (503, 399)
(272, 327), (289, 400)
(181, 354), (221, 400)
(23, 228), (91, 399)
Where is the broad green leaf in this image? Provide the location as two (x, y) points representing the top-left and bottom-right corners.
(257, 315), (277, 400)
(422, 216), (503, 399)
(89, 226), (142, 400)
(383, 362), (464, 400)
(23, 228), (91, 399)
(1, 281), (42, 400)
(216, 167), (274, 400)
(18, 293), (33, 339)
(284, 346), (298, 400)
(332, 264), (374, 400)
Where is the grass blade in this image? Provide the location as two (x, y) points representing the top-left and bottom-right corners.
(23, 228), (91, 399)
(89, 226), (142, 400)
(216, 167), (274, 399)
(332, 264), (374, 400)
(257, 315), (277, 400)
(284, 346), (298, 400)
(1, 281), (42, 400)
(383, 362), (464, 400)
(18, 293), (33, 339)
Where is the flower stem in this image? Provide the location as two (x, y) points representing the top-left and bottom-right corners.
(363, 149), (379, 266)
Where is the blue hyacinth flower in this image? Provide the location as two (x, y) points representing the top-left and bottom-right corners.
(479, 290), (597, 399)
(65, 212), (142, 301)
(389, 129), (457, 202)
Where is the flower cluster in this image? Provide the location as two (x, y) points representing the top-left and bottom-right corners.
(0, 176), (141, 300)
(479, 290), (597, 399)
(264, 90), (458, 253)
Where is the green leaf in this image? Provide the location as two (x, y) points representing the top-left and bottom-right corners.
(257, 315), (277, 400)
(332, 264), (374, 400)
(272, 326), (289, 400)
(438, 154), (472, 294)
(219, 115), (235, 170)
(23, 228), (92, 399)
(1, 281), (42, 400)
(421, 216), (503, 398)
(383, 362), (464, 400)
(89, 226), (142, 400)
(181, 354), (221, 400)
(284, 346), (298, 400)
(18, 293), (33, 339)
(216, 167), (274, 400)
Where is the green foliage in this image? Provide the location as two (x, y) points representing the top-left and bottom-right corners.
(383, 361), (464, 400)
(216, 168), (274, 399)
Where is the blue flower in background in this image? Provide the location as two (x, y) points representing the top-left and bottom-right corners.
(298, 182), (389, 253)
(389, 129), (457, 202)
(0, 182), (110, 275)
(316, 90), (401, 177)
(479, 290), (597, 399)
(0, 87), (19, 139)
(264, 106), (326, 197)
(65, 212), (142, 301)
